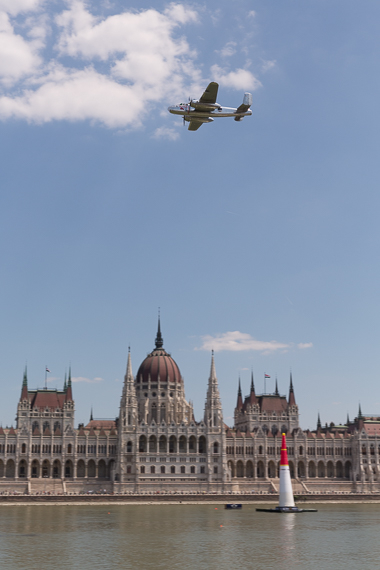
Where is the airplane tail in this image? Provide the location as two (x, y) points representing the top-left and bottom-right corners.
(234, 92), (252, 121)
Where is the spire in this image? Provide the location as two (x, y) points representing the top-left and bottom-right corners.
(288, 372), (296, 406)
(66, 366), (73, 401)
(236, 378), (243, 410)
(155, 310), (164, 349)
(317, 412), (321, 430)
(346, 412), (350, 426)
(249, 370), (257, 405)
(21, 366), (28, 400)
(63, 372), (67, 392)
(204, 351), (222, 426)
(209, 349), (217, 381)
(126, 346), (133, 379)
(358, 403), (363, 419)
(90, 406), (93, 422)
(275, 377), (279, 396)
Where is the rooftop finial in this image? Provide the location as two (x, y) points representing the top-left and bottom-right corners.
(90, 406), (93, 422)
(317, 412), (321, 430)
(358, 402), (363, 419)
(250, 370), (255, 393)
(155, 308), (164, 349)
(275, 377), (279, 396)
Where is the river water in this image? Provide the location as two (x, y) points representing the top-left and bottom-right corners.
(0, 503), (379, 569)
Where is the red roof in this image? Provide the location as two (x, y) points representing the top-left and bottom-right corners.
(25, 389), (71, 411)
(85, 420), (116, 430)
(364, 424), (380, 435)
(136, 347), (182, 384)
(258, 395), (288, 414)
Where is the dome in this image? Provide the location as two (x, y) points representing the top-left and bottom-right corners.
(136, 320), (182, 384)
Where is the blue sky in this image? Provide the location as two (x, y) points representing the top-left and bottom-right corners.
(1, 0), (379, 429)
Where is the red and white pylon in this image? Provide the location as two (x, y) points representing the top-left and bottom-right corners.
(279, 432), (295, 508)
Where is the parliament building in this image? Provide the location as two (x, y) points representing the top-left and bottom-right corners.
(0, 321), (378, 494)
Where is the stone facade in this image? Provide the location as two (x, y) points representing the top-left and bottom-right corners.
(0, 322), (378, 493)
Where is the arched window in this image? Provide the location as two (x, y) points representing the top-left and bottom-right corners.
(151, 403), (157, 423)
(199, 436), (206, 454)
(127, 465), (131, 474)
(190, 465), (195, 474)
(161, 465), (165, 474)
(21, 443), (26, 454)
(258, 445), (263, 455)
(150, 465), (155, 474)
(32, 421), (39, 433)
(54, 422), (60, 433)
(43, 421), (50, 433)
(171, 465), (175, 474)
(139, 435), (147, 453)
(67, 444), (72, 454)
(361, 445), (367, 455)
(140, 466), (145, 474)
(299, 446), (303, 455)
(160, 404), (166, 423)
(180, 466), (185, 474)
(126, 441), (132, 453)
(213, 442), (219, 454)
(271, 425), (278, 436)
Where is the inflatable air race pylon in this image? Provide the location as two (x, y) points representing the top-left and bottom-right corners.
(256, 433), (317, 513)
(279, 432), (295, 508)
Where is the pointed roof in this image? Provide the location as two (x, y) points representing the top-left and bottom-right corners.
(236, 378), (243, 411)
(288, 372), (296, 406)
(249, 371), (257, 405)
(317, 412), (322, 430)
(65, 367), (73, 401)
(32, 426), (40, 436)
(54, 427), (62, 436)
(358, 403), (363, 419)
(20, 366), (28, 400)
(125, 346), (133, 379)
(235, 429), (243, 438)
(90, 407), (93, 422)
(99, 427), (106, 436)
(209, 350), (217, 382)
(155, 311), (164, 349)
(0, 427), (4, 435)
(88, 427), (96, 436)
(43, 426), (51, 436)
(8, 426), (16, 435)
(78, 425), (86, 436)
(275, 378), (279, 396)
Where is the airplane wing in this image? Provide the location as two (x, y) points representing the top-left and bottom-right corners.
(199, 82), (219, 104)
(188, 120), (203, 131)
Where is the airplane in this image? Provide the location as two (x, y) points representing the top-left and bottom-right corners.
(167, 81), (252, 131)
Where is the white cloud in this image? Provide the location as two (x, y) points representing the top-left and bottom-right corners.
(72, 376), (104, 383)
(0, 2), (263, 128)
(247, 10), (256, 18)
(152, 126), (179, 141)
(198, 331), (290, 353)
(198, 332), (313, 353)
(0, 0), (43, 17)
(211, 64), (262, 91)
(0, 66), (146, 127)
(218, 41), (237, 58)
(297, 342), (313, 349)
(262, 59), (276, 72)
(0, 12), (42, 85)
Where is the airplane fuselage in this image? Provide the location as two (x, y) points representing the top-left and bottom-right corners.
(168, 104), (252, 119)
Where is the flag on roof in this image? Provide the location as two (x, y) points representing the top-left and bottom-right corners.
(46, 367), (51, 373)
(265, 374), (270, 378)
